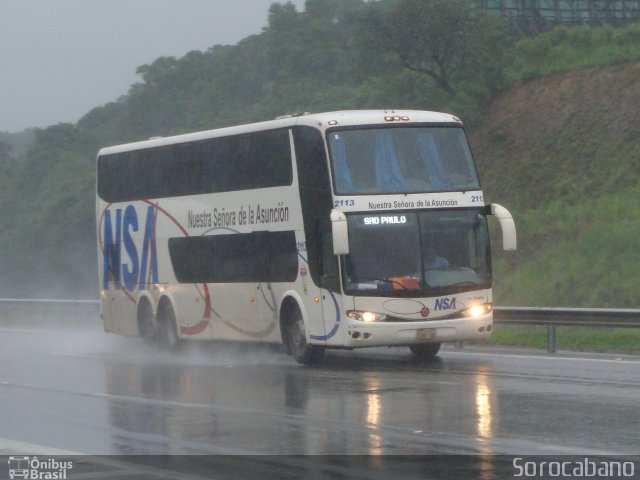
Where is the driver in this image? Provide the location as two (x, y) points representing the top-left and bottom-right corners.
(424, 247), (449, 269)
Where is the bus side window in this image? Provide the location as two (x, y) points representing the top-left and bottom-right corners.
(318, 220), (340, 292)
(293, 126), (336, 291)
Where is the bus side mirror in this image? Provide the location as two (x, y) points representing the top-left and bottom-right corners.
(489, 203), (517, 251)
(330, 209), (349, 255)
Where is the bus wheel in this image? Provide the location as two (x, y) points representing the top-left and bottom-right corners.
(137, 299), (156, 345)
(157, 299), (180, 351)
(410, 343), (441, 361)
(286, 305), (324, 366)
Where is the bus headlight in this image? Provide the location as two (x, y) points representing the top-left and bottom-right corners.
(347, 310), (388, 322)
(464, 304), (492, 318)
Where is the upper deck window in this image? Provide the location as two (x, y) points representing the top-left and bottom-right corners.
(98, 128), (292, 203)
(327, 126), (480, 195)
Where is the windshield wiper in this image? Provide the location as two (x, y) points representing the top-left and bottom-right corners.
(447, 281), (478, 288)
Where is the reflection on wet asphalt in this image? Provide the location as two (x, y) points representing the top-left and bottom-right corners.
(0, 327), (639, 460)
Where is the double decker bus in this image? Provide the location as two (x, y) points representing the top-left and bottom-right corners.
(96, 110), (516, 364)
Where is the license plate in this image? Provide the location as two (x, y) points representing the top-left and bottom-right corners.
(416, 328), (436, 341)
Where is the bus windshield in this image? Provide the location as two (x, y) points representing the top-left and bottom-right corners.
(327, 126), (480, 194)
(343, 210), (491, 296)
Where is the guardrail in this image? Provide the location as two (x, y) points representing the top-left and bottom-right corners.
(493, 307), (640, 352)
(0, 298), (100, 327)
(1, 299), (638, 352)
(0, 298), (99, 310)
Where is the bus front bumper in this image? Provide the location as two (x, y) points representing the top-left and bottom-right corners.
(341, 313), (493, 348)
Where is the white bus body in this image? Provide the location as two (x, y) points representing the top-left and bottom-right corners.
(96, 110), (516, 364)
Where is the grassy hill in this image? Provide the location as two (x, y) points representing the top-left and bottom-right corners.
(471, 64), (640, 307)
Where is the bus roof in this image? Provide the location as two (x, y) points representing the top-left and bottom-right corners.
(97, 110), (462, 156)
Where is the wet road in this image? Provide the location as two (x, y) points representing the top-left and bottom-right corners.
(0, 326), (639, 477)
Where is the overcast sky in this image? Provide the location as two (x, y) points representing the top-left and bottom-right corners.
(0, 0), (306, 132)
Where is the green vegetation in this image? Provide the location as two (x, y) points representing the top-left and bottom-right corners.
(509, 23), (640, 80)
(490, 188), (640, 307)
(479, 326), (640, 354)
(0, 0), (638, 321)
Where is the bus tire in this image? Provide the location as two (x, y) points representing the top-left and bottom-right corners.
(409, 342), (441, 361)
(137, 298), (156, 345)
(285, 304), (324, 366)
(157, 298), (180, 351)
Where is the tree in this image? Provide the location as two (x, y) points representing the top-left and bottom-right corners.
(364, 0), (511, 96)
(0, 141), (11, 170)
(266, 1), (301, 33)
